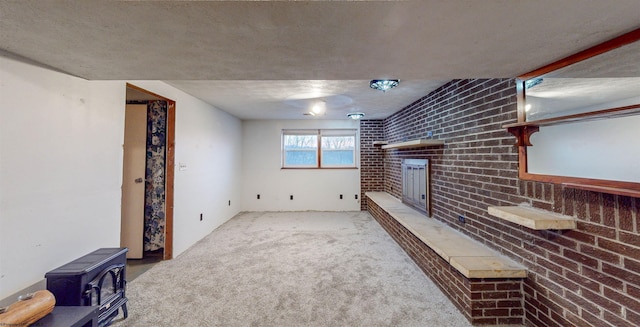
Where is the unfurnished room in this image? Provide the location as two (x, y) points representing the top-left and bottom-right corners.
(1, 1), (639, 327)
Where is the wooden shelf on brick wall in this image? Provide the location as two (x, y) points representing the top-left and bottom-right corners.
(381, 139), (445, 149)
(488, 205), (577, 230)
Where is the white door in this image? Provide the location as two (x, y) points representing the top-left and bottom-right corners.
(120, 104), (147, 259)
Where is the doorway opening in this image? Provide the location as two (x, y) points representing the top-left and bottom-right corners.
(121, 83), (175, 266)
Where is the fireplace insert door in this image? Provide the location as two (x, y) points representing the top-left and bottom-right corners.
(402, 159), (430, 216)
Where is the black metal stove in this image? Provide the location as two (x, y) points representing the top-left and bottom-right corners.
(45, 248), (128, 327)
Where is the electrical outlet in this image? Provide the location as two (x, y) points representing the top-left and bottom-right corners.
(257, 194), (260, 199)
(200, 213), (203, 221)
(340, 194), (343, 199)
(290, 195), (293, 200)
(228, 200), (231, 206)
(458, 215), (465, 223)
(355, 194), (358, 200)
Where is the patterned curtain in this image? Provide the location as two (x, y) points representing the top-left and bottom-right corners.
(144, 100), (167, 251)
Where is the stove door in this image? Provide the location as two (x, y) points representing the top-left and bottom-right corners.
(85, 264), (125, 307)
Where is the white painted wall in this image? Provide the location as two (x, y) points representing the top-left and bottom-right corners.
(0, 58), (357, 299)
(0, 60), (243, 300)
(0, 57), (125, 299)
(126, 81), (243, 256)
(242, 120), (361, 211)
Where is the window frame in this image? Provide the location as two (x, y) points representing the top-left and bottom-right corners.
(281, 129), (358, 169)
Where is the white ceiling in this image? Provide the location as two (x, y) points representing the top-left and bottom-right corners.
(1, 1), (639, 120)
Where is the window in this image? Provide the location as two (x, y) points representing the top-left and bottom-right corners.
(320, 130), (356, 167)
(282, 129), (357, 168)
(282, 130), (318, 168)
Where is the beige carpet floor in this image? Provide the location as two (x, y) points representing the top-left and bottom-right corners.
(111, 211), (473, 327)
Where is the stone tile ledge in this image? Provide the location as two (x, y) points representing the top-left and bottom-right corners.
(488, 205), (577, 230)
(366, 192), (527, 279)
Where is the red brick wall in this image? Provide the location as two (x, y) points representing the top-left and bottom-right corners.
(359, 120), (385, 210)
(360, 79), (640, 327)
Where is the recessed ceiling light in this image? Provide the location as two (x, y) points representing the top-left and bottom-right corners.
(370, 79), (399, 92)
(347, 112), (365, 120)
(305, 100), (326, 117)
(312, 102), (324, 114)
(525, 78), (543, 89)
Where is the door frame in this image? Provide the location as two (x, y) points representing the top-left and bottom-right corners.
(126, 83), (175, 260)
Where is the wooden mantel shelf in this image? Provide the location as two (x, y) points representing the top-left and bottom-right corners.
(381, 139), (445, 149)
(488, 205), (577, 230)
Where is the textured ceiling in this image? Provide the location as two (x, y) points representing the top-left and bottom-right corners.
(1, 1), (639, 120)
(164, 79), (448, 120)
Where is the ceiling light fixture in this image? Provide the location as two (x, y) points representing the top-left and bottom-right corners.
(347, 112), (365, 120)
(525, 78), (543, 89)
(312, 102), (324, 115)
(370, 79), (399, 92)
(306, 100), (326, 117)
